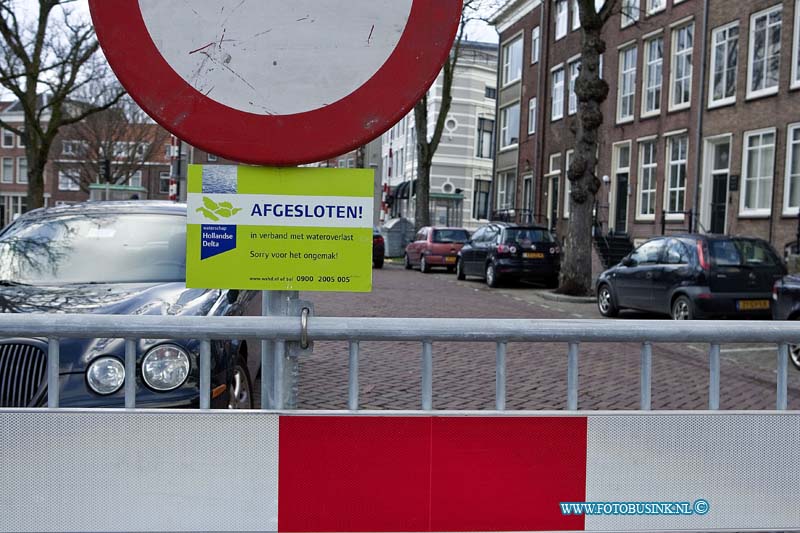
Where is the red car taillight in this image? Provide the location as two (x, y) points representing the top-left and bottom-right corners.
(373, 236), (384, 245)
(497, 244), (518, 255)
(697, 241), (709, 271)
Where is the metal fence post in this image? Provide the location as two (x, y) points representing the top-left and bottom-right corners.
(263, 290), (304, 409)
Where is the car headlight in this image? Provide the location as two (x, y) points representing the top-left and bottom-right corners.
(86, 357), (125, 395)
(142, 344), (190, 391)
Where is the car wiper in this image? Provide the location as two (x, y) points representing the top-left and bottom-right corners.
(0, 279), (33, 286)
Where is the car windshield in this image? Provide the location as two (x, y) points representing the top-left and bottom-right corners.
(709, 238), (779, 267)
(432, 229), (469, 243)
(0, 212), (187, 284)
(503, 228), (554, 244)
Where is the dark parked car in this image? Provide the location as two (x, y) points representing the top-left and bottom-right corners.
(404, 226), (470, 273)
(771, 274), (800, 369)
(373, 227), (384, 269)
(596, 235), (785, 320)
(0, 201), (259, 408)
(456, 223), (560, 287)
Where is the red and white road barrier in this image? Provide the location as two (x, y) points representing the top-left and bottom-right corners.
(2, 411), (798, 532)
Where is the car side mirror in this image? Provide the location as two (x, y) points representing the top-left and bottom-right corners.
(621, 256), (634, 267)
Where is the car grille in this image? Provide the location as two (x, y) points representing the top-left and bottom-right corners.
(0, 343), (47, 407)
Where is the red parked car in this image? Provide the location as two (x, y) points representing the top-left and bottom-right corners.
(404, 226), (470, 273)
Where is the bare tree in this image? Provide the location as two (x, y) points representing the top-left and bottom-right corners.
(0, 0), (126, 209)
(57, 97), (170, 193)
(559, 0), (624, 295)
(413, 0), (493, 230)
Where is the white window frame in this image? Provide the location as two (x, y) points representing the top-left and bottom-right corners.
(1, 157), (13, 183)
(528, 97), (537, 135)
(531, 26), (541, 64)
(621, 0), (639, 28)
(555, 0), (568, 41)
(792, 0), (800, 89)
(1, 129), (14, 148)
(207, 153), (218, 162)
(708, 22), (739, 108)
(549, 153), (562, 175)
(783, 123), (800, 215)
(664, 135), (689, 219)
(499, 102), (520, 150)
(496, 170), (516, 210)
(617, 45), (637, 124)
(646, 0), (665, 16)
(128, 170), (142, 188)
(16, 131), (24, 148)
(669, 23), (694, 111)
(642, 35), (663, 117)
(159, 171), (171, 194)
(501, 34), (524, 86)
(611, 141), (633, 230)
(572, 0), (581, 31)
(739, 128), (776, 217)
(58, 169), (81, 191)
(564, 150), (574, 218)
(747, 5), (782, 100)
(568, 58), (581, 116)
(16, 157), (27, 184)
(637, 139), (658, 220)
(551, 65), (565, 121)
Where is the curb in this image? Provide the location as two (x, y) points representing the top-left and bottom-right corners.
(538, 291), (595, 304)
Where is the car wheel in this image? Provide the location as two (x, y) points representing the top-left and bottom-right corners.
(456, 258), (466, 280)
(373, 258), (384, 269)
(486, 262), (500, 288)
(597, 284), (619, 317)
(228, 356), (254, 409)
(671, 295), (694, 320)
(420, 256), (431, 273)
(790, 317), (800, 371)
(404, 253), (412, 270)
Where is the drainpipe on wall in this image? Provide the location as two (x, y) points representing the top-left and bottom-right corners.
(489, 26), (501, 222)
(536, 0), (548, 224)
(692, 0), (710, 234)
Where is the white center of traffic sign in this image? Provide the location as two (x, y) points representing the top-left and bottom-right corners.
(139, 0), (413, 116)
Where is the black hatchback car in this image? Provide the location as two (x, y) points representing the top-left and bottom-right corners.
(771, 274), (800, 369)
(456, 223), (560, 287)
(596, 234), (785, 320)
(0, 201), (258, 408)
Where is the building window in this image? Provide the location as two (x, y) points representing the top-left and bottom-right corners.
(740, 129), (776, 216)
(555, 0), (568, 41)
(643, 36), (663, 116)
(523, 175), (534, 212)
(473, 179), (491, 219)
(748, 5), (782, 99)
(549, 153), (562, 174)
(207, 153), (218, 162)
(572, 0), (581, 31)
(499, 103), (520, 149)
(665, 135), (688, 216)
(670, 23), (694, 110)
(347, 158), (355, 168)
(552, 66), (565, 121)
(622, 0), (639, 27)
(1, 129), (14, 148)
(476, 118), (494, 158)
(58, 170), (81, 191)
(159, 171), (171, 194)
(16, 157), (27, 184)
(531, 26), (540, 64)
(638, 140), (657, 219)
(617, 45), (637, 123)
(501, 36), (523, 86)
(794, 0), (800, 89)
(485, 86), (497, 99)
(784, 124), (800, 214)
(496, 171), (516, 210)
(613, 142), (632, 229)
(1, 157), (12, 183)
(568, 59), (581, 116)
(17, 131), (25, 148)
(646, 0), (665, 16)
(564, 150), (574, 217)
(528, 97), (537, 135)
(709, 23), (739, 107)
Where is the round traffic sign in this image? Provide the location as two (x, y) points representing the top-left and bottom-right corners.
(89, 0), (463, 166)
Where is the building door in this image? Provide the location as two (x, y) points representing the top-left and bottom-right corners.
(709, 141), (730, 235)
(549, 175), (559, 231)
(615, 174), (629, 233)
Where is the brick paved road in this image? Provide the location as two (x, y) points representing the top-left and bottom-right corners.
(295, 262), (800, 411)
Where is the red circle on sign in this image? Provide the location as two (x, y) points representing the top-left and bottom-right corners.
(89, 1), (463, 166)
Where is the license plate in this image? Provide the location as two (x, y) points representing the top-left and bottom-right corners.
(445, 256), (456, 264)
(523, 252), (545, 259)
(737, 299), (770, 311)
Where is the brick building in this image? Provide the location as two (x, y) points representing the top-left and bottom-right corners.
(492, 0), (800, 273)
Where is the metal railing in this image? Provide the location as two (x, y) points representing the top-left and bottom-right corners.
(3, 314), (798, 412)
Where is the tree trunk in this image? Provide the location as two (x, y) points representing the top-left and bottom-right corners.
(414, 96), (431, 230)
(559, 4), (609, 296)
